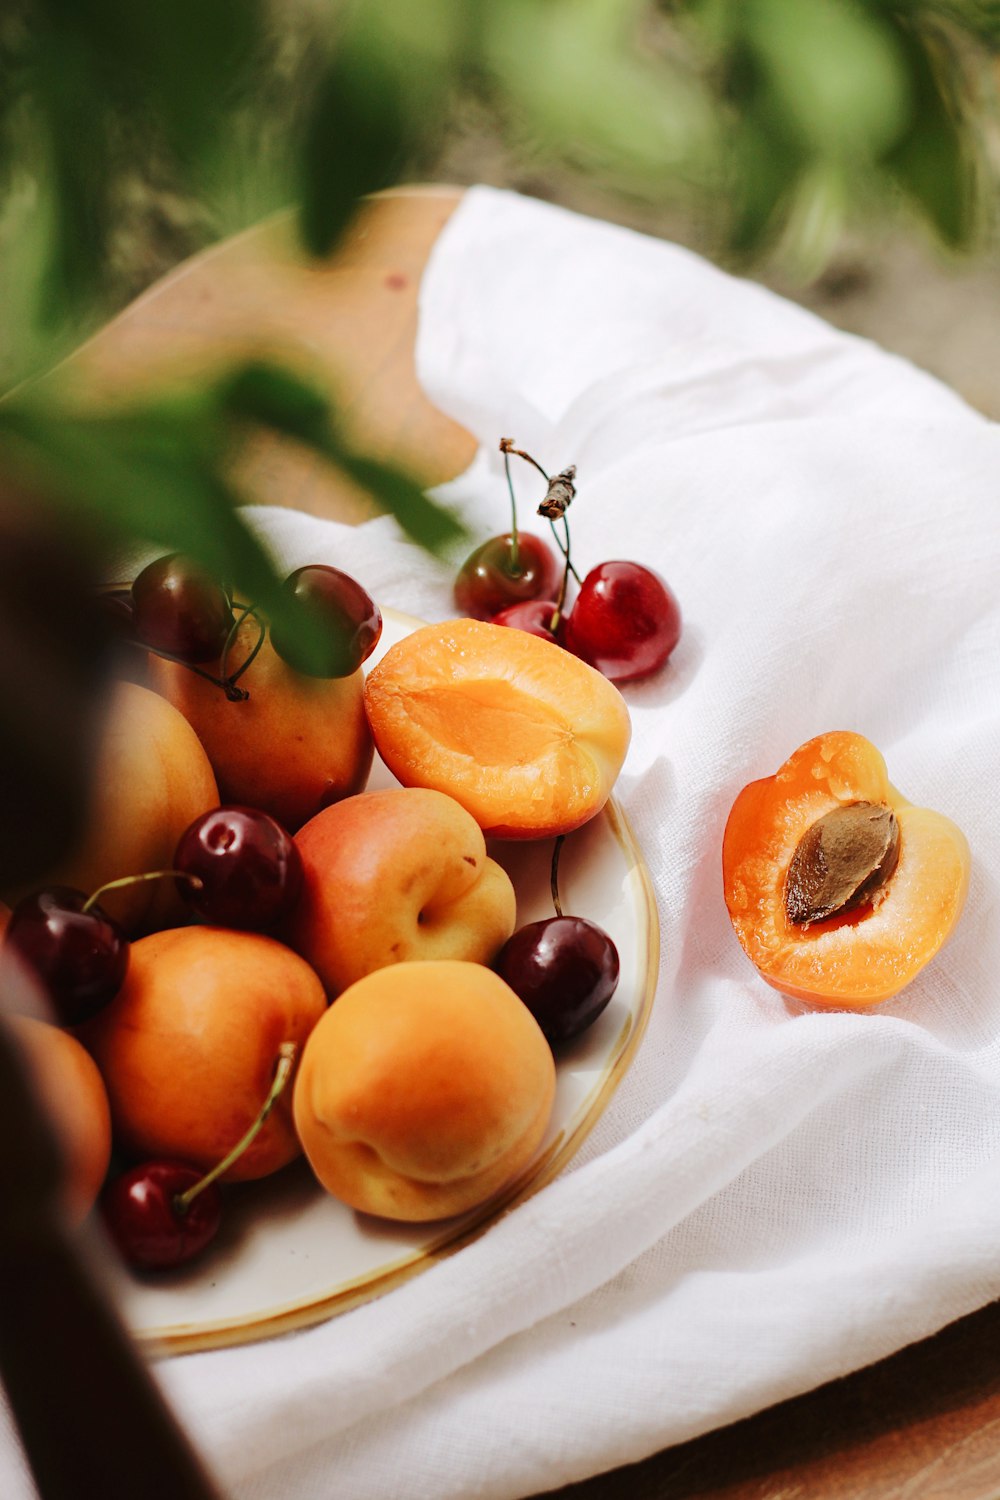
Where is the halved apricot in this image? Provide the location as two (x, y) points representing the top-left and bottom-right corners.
(363, 618), (631, 839)
(722, 731), (969, 1009)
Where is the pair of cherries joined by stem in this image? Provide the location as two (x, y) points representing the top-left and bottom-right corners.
(105, 554), (382, 699)
(453, 440), (682, 683)
(4, 807), (303, 1028)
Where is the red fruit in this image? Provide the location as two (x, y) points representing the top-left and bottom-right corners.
(174, 805), (303, 931)
(491, 599), (565, 644)
(564, 562), (681, 682)
(132, 555), (234, 664)
(454, 533), (560, 621)
(270, 565), (381, 679)
(101, 1161), (223, 1271)
(4, 887), (129, 1025)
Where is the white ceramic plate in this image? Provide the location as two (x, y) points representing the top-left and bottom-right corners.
(117, 609), (659, 1355)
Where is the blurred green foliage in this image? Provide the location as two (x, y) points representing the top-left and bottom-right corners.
(0, 0), (998, 624)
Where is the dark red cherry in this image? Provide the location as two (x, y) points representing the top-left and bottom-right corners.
(495, 915), (619, 1045)
(174, 805), (303, 931)
(491, 598), (566, 644)
(270, 565), (381, 678)
(101, 1161), (223, 1271)
(131, 554), (235, 664)
(4, 886), (129, 1025)
(564, 561), (681, 682)
(454, 532), (560, 621)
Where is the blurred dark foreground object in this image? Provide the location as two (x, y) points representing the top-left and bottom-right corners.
(0, 484), (111, 888)
(0, 493), (224, 1497)
(0, 1003), (224, 1500)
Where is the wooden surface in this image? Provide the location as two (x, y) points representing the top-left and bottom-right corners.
(64, 187), (1000, 1500)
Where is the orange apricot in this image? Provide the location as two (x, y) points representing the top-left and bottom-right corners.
(81, 926), (327, 1180)
(723, 731), (970, 1009)
(363, 618), (631, 839)
(146, 618), (373, 832)
(7, 1015), (113, 1224)
(293, 960), (556, 1221)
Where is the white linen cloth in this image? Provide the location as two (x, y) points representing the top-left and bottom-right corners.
(6, 185), (1000, 1498)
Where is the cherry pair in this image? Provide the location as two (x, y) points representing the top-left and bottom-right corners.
(453, 441), (682, 683)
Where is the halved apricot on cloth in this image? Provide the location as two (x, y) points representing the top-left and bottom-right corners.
(363, 618), (631, 839)
(722, 731), (969, 1009)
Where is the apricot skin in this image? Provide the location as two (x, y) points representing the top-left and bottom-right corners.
(293, 960), (556, 1221)
(364, 617), (631, 840)
(146, 617), (374, 832)
(14, 682), (219, 933)
(7, 1015), (112, 1225)
(81, 926), (328, 1180)
(289, 787), (517, 996)
(723, 732), (970, 1009)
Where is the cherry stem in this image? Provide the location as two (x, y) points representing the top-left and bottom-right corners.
(82, 869), (203, 914)
(173, 1042), (297, 1216)
(550, 835), (566, 919)
(500, 441), (521, 576)
(501, 437), (550, 486)
(221, 604), (266, 696)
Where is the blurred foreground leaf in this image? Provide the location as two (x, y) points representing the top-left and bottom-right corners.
(0, 359), (465, 674)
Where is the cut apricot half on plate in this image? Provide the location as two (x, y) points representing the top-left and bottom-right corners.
(363, 618), (631, 839)
(722, 731), (970, 1009)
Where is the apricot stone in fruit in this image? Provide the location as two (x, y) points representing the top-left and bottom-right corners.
(293, 960), (556, 1221)
(289, 787), (517, 995)
(17, 681), (219, 933)
(722, 731), (970, 1009)
(7, 1015), (113, 1225)
(81, 926), (327, 1180)
(146, 617), (374, 832)
(363, 618), (631, 839)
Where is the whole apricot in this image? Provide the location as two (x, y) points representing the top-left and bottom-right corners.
(146, 615), (373, 831)
(293, 960), (556, 1221)
(7, 1014), (112, 1224)
(81, 926), (327, 1180)
(289, 787), (516, 995)
(11, 681), (219, 933)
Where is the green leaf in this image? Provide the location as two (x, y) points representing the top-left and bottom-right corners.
(881, 18), (977, 247)
(297, 41), (408, 258)
(482, 0), (718, 190)
(332, 447), (468, 555)
(740, 0), (912, 159)
(217, 359), (467, 555)
(0, 395), (334, 674)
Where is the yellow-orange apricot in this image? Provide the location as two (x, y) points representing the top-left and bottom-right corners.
(146, 617), (373, 832)
(293, 960), (556, 1221)
(7, 1015), (112, 1224)
(363, 618), (631, 839)
(23, 682), (219, 933)
(722, 731), (970, 1009)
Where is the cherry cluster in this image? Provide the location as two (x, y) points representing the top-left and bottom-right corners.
(4, 805), (303, 1269)
(454, 440), (682, 683)
(105, 554), (382, 696)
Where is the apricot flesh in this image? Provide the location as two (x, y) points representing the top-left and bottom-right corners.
(293, 960), (556, 1221)
(723, 731), (970, 1008)
(363, 618), (631, 839)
